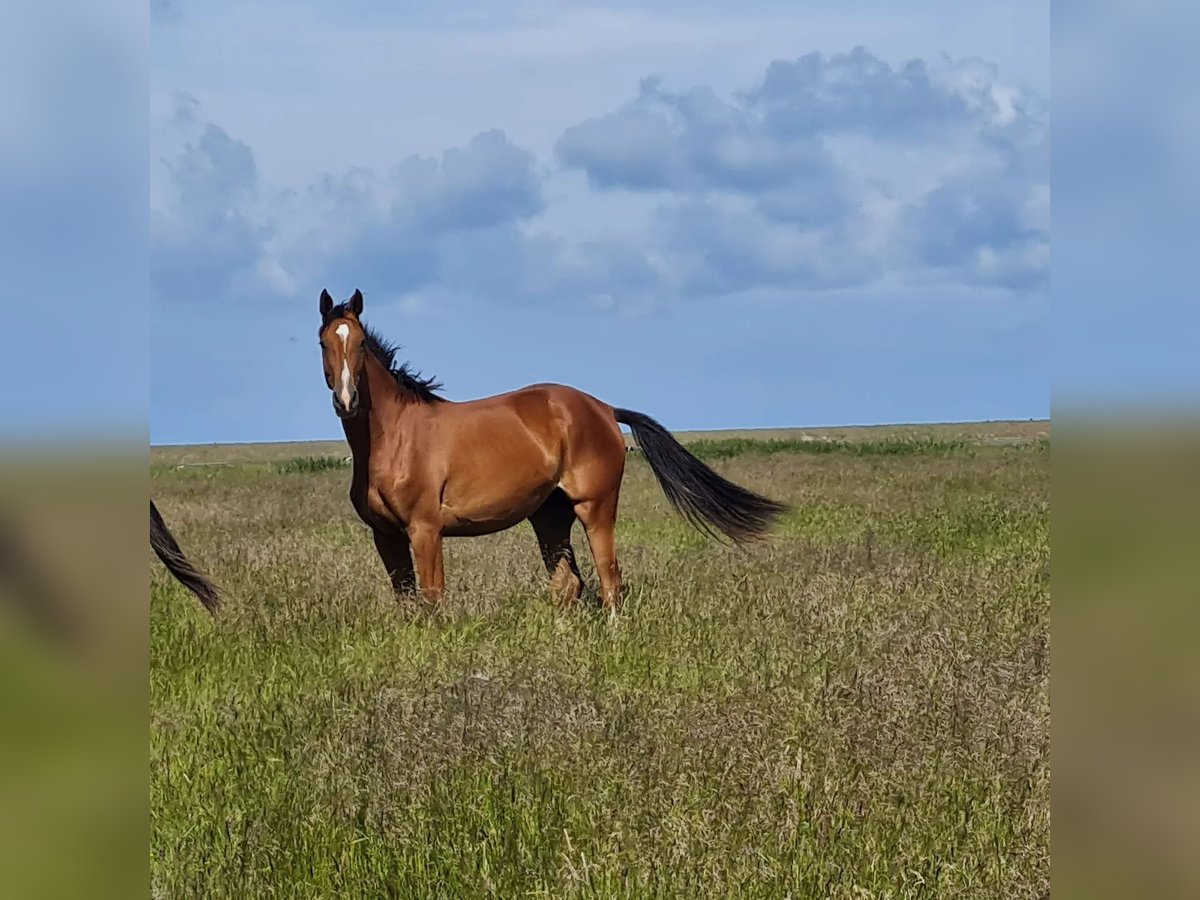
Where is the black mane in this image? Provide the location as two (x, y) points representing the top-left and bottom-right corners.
(322, 304), (445, 403)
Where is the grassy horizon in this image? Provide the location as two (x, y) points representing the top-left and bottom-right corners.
(151, 419), (1049, 463)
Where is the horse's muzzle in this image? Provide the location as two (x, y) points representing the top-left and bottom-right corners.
(332, 391), (359, 418)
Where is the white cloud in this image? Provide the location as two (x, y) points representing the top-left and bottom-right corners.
(558, 48), (1049, 293)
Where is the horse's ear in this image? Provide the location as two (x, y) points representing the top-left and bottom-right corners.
(349, 289), (363, 316)
(319, 289), (333, 317)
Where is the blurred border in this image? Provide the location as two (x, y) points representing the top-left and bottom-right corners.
(4, 0), (1200, 894)
(1054, 1), (1200, 897)
(0, 0), (147, 896)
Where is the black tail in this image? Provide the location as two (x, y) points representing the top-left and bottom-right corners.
(150, 500), (220, 614)
(614, 409), (788, 544)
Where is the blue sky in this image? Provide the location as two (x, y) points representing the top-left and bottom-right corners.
(150, 1), (1049, 445)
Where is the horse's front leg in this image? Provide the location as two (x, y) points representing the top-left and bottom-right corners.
(371, 527), (416, 598)
(407, 521), (445, 603)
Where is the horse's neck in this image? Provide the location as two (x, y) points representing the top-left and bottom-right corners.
(343, 356), (412, 466)
(341, 415), (372, 464)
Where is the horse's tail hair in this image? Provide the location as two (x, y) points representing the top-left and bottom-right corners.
(614, 408), (788, 544)
(151, 500), (219, 614)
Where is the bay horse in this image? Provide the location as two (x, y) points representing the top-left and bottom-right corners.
(151, 500), (220, 613)
(318, 289), (786, 610)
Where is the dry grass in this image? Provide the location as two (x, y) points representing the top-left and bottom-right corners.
(151, 426), (1049, 898)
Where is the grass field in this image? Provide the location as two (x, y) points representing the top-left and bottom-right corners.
(150, 422), (1049, 898)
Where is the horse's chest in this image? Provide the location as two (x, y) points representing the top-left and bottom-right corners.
(355, 466), (420, 527)
(349, 473), (403, 528)
(365, 488), (404, 525)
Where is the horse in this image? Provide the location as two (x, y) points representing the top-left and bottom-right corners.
(151, 500), (220, 614)
(318, 288), (787, 610)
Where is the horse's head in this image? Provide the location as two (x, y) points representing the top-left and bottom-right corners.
(318, 288), (368, 419)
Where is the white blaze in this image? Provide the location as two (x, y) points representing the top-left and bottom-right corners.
(335, 324), (353, 408)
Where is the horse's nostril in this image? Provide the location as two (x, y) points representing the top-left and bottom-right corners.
(333, 391), (359, 416)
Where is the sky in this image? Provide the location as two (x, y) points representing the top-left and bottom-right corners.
(149, 0), (1050, 445)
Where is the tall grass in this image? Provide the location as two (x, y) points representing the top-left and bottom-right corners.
(151, 432), (1049, 898)
(675, 436), (978, 460)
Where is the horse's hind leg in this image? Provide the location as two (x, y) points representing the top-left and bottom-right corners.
(529, 489), (583, 606)
(575, 491), (623, 612)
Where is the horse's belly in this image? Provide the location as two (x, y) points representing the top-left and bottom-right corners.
(436, 404), (567, 536)
(441, 513), (529, 537)
(440, 479), (556, 537)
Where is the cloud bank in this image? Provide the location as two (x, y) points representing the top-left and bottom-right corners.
(151, 47), (1048, 311)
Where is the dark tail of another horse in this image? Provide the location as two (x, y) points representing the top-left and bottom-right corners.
(150, 500), (219, 614)
(614, 408), (788, 544)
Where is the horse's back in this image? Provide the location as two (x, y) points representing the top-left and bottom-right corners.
(443, 381), (624, 478)
(509, 383), (622, 445)
(454, 382), (613, 426)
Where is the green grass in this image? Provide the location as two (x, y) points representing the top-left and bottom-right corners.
(275, 455), (350, 475)
(151, 426), (1049, 898)
(676, 436), (978, 460)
